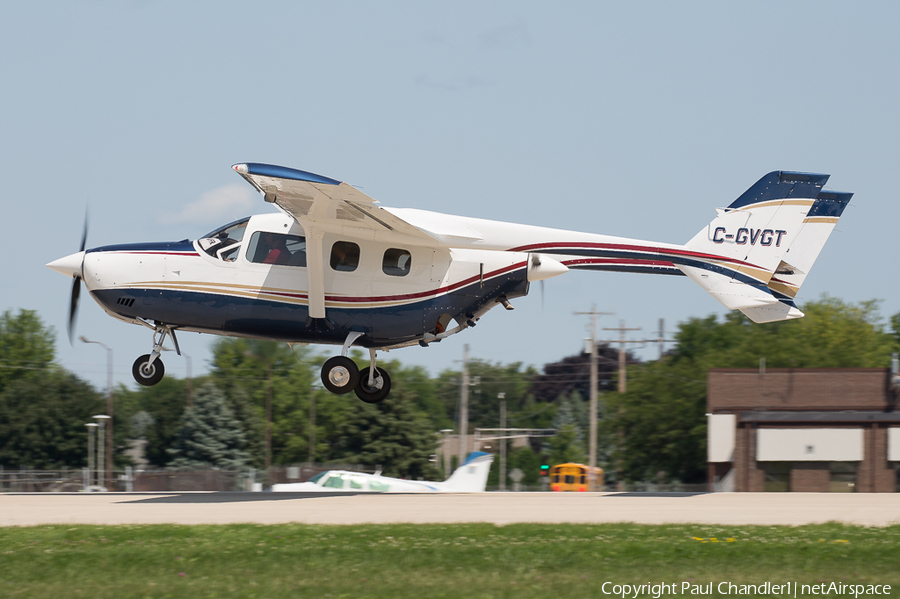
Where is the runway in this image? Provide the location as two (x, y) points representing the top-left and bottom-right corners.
(2, 492), (900, 527)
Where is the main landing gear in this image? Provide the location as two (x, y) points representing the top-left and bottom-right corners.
(321, 332), (391, 403)
(132, 323), (178, 387)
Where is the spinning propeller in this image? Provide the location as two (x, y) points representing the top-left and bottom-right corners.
(46, 215), (88, 344)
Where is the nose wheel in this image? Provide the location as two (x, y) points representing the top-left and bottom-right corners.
(132, 353), (165, 387)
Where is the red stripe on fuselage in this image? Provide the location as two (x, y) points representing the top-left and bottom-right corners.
(120, 251), (201, 257)
(508, 241), (764, 271)
(562, 257), (676, 268)
(325, 261), (528, 303)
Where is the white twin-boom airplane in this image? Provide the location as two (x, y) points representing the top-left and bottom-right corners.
(47, 164), (852, 403)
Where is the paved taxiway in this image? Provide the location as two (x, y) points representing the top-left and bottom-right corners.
(2, 492), (899, 527)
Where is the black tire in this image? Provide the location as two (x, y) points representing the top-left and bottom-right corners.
(321, 356), (360, 395)
(355, 367), (391, 404)
(132, 354), (165, 387)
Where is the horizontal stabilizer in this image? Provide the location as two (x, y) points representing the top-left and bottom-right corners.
(739, 302), (805, 323)
(678, 266), (779, 311)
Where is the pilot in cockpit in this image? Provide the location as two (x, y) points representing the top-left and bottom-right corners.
(261, 232), (290, 265)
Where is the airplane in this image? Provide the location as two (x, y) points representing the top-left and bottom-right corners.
(271, 451), (493, 493)
(47, 164), (852, 403)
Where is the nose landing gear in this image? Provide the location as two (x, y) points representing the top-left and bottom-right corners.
(320, 334), (391, 403)
(131, 322), (179, 387)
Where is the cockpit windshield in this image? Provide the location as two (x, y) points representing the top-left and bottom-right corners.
(198, 217), (250, 261)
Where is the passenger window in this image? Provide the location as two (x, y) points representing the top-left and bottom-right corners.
(369, 479), (390, 492)
(323, 474), (345, 489)
(382, 248), (411, 277)
(247, 232), (307, 267)
(330, 241), (360, 272)
(349, 476), (365, 490)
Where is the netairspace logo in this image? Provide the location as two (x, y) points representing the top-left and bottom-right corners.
(600, 582), (892, 598)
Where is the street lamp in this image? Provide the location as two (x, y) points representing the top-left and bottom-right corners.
(93, 415), (110, 490)
(81, 336), (113, 487)
(85, 423), (98, 490)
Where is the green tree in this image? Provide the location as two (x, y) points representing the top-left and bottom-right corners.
(0, 309), (55, 393)
(334, 377), (439, 479)
(603, 359), (708, 483)
(434, 359), (541, 434)
(545, 390), (588, 466)
(0, 369), (103, 469)
(116, 377), (190, 468)
(168, 382), (250, 470)
(211, 338), (307, 467)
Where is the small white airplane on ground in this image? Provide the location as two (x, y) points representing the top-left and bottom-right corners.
(47, 164), (851, 403)
(271, 451), (494, 493)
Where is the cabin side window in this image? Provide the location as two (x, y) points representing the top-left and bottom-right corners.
(382, 248), (412, 277)
(330, 241), (360, 272)
(322, 474), (345, 489)
(198, 217), (250, 262)
(246, 232), (307, 267)
(368, 479), (390, 492)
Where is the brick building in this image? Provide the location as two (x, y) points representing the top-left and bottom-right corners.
(707, 366), (900, 492)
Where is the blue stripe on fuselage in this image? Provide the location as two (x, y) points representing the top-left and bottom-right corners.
(91, 268), (528, 346)
(87, 240), (198, 254)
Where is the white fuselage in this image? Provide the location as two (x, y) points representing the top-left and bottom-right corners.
(74, 209), (678, 349)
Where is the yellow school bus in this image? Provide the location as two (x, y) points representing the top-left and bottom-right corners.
(549, 463), (604, 492)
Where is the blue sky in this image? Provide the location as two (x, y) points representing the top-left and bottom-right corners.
(3, 2), (898, 391)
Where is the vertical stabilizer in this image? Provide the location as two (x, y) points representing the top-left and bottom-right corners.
(439, 451), (494, 492)
(679, 171), (851, 323)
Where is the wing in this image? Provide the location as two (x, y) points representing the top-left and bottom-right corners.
(232, 163), (436, 242)
(232, 162), (436, 320)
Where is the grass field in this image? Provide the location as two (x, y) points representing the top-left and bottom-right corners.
(0, 523), (898, 598)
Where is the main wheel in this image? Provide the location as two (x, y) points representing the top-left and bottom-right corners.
(355, 367), (391, 404)
(321, 356), (360, 394)
(132, 354), (165, 387)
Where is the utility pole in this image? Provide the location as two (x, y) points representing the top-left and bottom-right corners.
(498, 392), (506, 491)
(601, 319), (642, 490)
(602, 319), (643, 394)
(654, 318), (676, 360)
(574, 305), (613, 491)
(458, 344), (470, 468)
